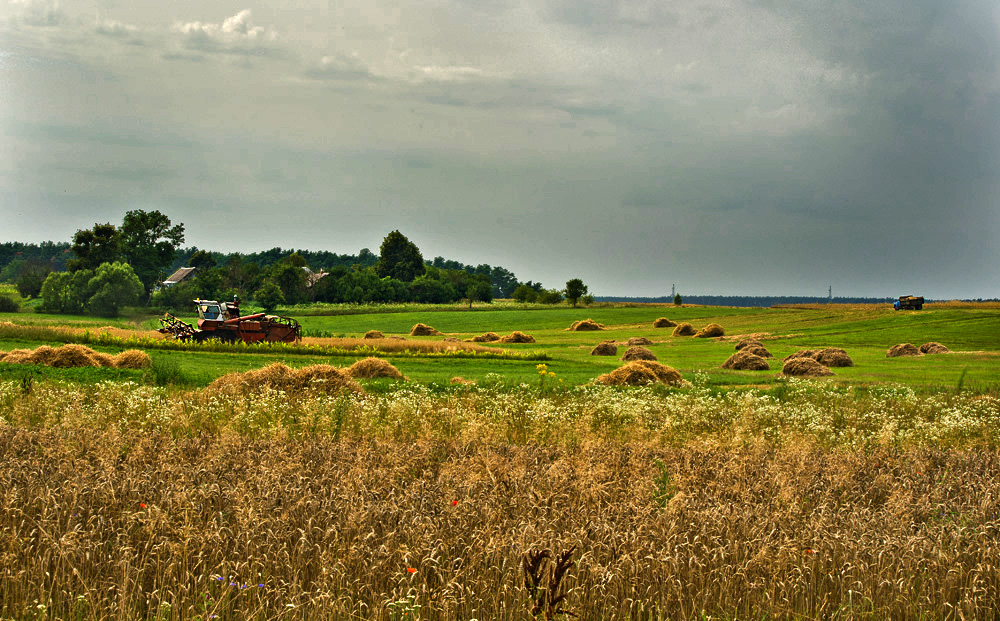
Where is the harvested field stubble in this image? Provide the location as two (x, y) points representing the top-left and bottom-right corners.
(4, 430), (1000, 620)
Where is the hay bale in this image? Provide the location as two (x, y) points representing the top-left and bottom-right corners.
(499, 331), (535, 343)
(919, 342), (950, 354)
(0, 349), (33, 364)
(468, 332), (500, 343)
(363, 330), (384, 339)
(590, 342), (618, 356)
(887, 343), (922, 357)
(781, 357), (835, 377)
(410, 323), (442, 336)
(347, 357), (404, 380)
(784, 349), (820, 362)
(671, 322), (696, 337)
(450, 376), (474, 385)
(91, 352), (116, 367)
(27, 345), (58, 366)
(443, 337), (460, 343)
(626, 337), (652, 346)
(597, 361), (682, 386)
(209, 363), (362, 395)
(113, 350), (152, 369)
(653, 317), (677, 328)
(568, 319), (604, 331)
(722, 351), (770, 371)
(815, 348), (853, 367)
(49, 344), (101, 368)
(621, 346), (657, 361)
(741, 344), (773, 359)
(695, 323), (725, 338)
(735, 338), (764, 351)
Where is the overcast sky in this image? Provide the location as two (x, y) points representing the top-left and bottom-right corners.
(2, 0), (998, 298)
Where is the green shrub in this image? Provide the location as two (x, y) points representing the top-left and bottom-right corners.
(0, 295), (20, 313)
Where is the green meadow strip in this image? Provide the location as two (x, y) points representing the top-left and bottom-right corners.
(0, 322), (550, 361)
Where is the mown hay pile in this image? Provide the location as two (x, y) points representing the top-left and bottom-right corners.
(695, 323), (725, 338)
(653, 317), (677, 328)
(621, 346), (657, 361)
(0, 344), (146, 369)
(741, 344), (773, 359)
(363, 330), (384, 339)
(207, 363), (362, 395)
(627, 337), (652, 346)
(815, 348), (853, 367)
(410, 323), (442, 336)
(498, 331), (535, 343)
(596, 360), (683, 387)
(468, 332), (500, 343)
(568, 319), (604, 331)
(735, 338), (763, 351)
(784, 349), (820, 362)
(450, 376), (474, 385)
(347, 357), (404, 380)
(590, 342), (618, 356)
(782, 357), (835, 377)
(722, 351), (770, 371)
(920, 342), (950, 354)
(887, 343), (922, 358)
(672, 322), (696, 337)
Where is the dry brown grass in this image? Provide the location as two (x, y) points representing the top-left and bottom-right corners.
(887, 343), (922, 357)
(694, 323), (725, 338)
(5, 431), (1000, 619)
(567, 319), (604, 331)
(671, 322), (696, 337)
(410, 323), (443, 336)
(301, 336), (494, 354)
(722, 351), (770, 371)
(590, 342), (618, 356)
(346, 357), (405, 380)
(596, 360), (682, 386)
(782, 357), (835, 377)
(207, 362), (363, 395)
(498, 331), (535, 343)
(621, 346), (657, 361)
(653, 317), (676, 328)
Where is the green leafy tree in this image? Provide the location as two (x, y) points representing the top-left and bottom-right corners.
(270, 261), (308, 305)
(16, 265), (49, 298)
(39, 269), (95, 313)
(254, 280), (285, 313)
(674, 293), (682, 306)
(466, 278), (493, 309)
(512, 284), (538, 303)
(87, 262), (144, 317)
(564, 278), (588, 307)
(120, 210), (185, 295)
(68, 223), (121, 272)
(188, 249), (217, 270)
(537, 289), (564, 305)
(375, 231), (425, 282)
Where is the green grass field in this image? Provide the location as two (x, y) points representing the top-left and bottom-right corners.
(2, 302), (998, 391)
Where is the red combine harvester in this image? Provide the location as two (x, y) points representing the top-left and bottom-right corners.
(158, 297), (302, 343)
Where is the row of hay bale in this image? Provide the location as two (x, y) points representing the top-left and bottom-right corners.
(206, 357), (406, 396)
(718, 338), (854, 377)
(887, 342), (950, 357)
(466, 331), (536, 343)
(0, 344), (151, 369)
(571, 317), (725, 338)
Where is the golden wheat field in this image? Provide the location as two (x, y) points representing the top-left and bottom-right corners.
(2, 376), (1000, 619)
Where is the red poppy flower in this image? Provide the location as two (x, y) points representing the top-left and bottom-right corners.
(140, 503), (147, 509)
(451, 500), (458, 506)
(406, 568), (417, 574)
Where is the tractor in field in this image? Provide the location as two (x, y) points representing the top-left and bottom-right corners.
(893, 295), (924, 311)
(158, 297), (302, 343)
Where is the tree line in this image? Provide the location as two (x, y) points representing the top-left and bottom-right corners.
(1, 214), (592, 316)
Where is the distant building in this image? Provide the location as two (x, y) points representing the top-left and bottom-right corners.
(161, 267), (197, 288)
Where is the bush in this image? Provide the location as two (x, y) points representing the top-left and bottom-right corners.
(88, 262), (144, 317)
(0, 295), (20, 312)
(537, 289), (564, 305)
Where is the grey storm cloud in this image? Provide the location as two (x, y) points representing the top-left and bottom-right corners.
(1, 0), (997, 298)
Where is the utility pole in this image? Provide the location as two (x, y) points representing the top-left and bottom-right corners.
(672, 283), (675, 298)
(828, 285), (832, 302)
